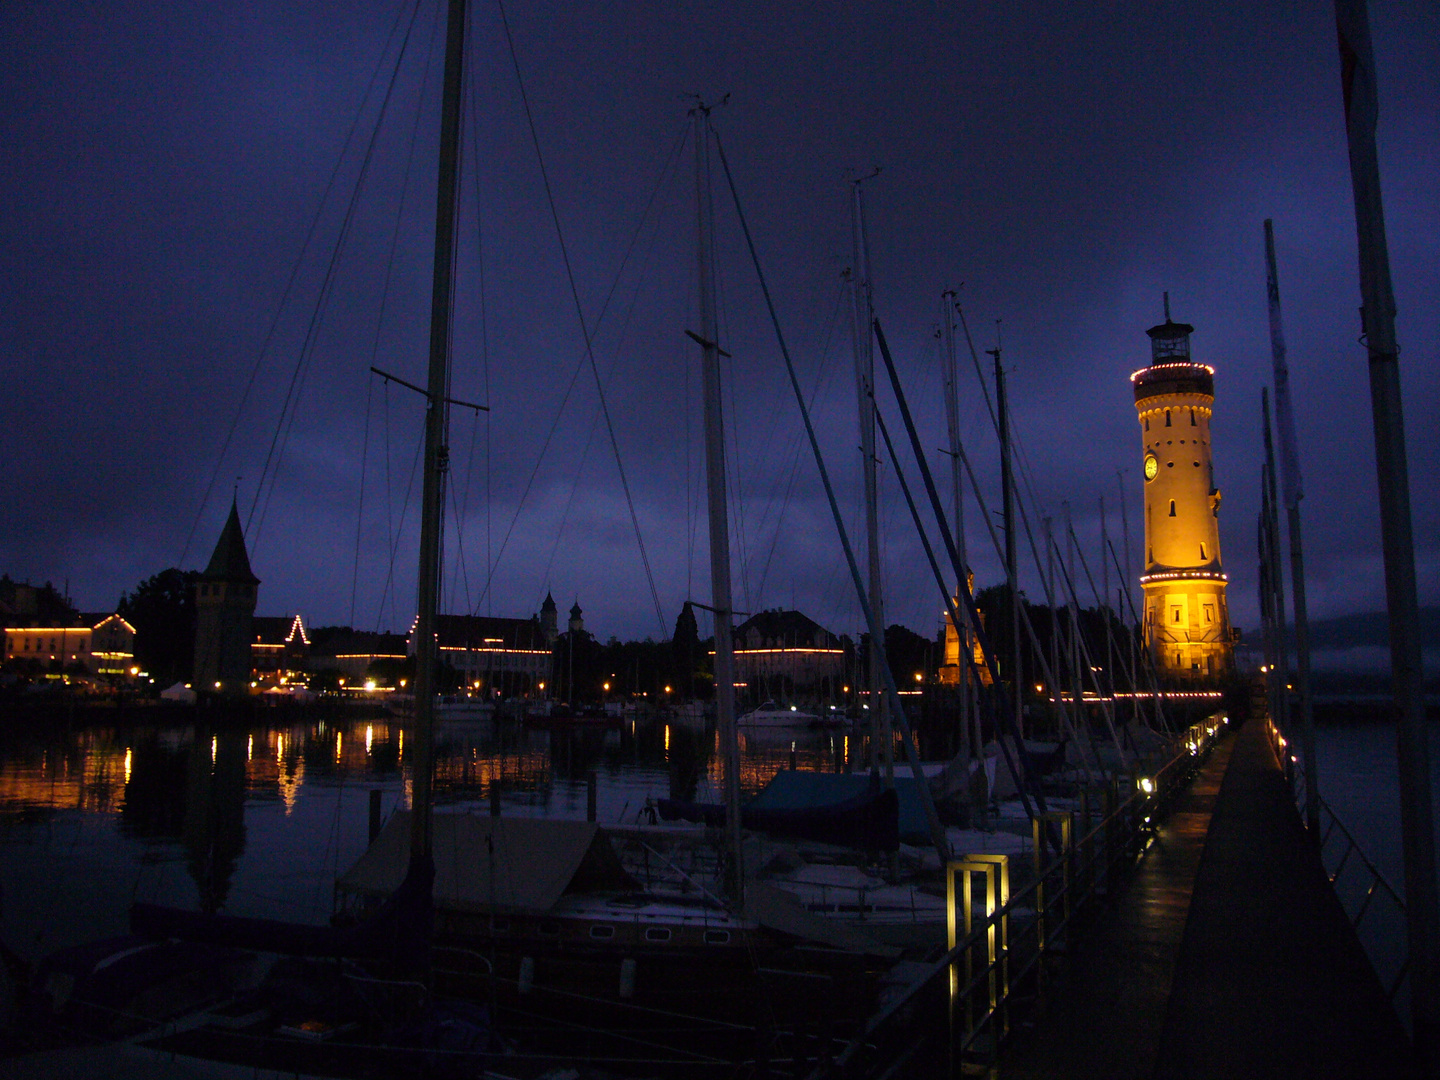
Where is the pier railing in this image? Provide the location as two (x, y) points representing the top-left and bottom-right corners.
(1267, 719), (1411, 1014)
(804, 712), (1228, 1079)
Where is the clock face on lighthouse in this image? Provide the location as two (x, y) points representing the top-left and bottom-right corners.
(1144, 452), (1159, 481)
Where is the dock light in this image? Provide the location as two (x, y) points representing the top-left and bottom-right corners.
(215, 681), (222, 690)
(129, 666), (138, 676)
(399, 679), (407, 688)
(790, 704), (798, 711)
(1035, 683), (1044, 693)
(1140, 777), (1155, 794)
(603, 682), (610, 692)
(914, 672), (923, 683)
(664, 685), (671, 694)
(365, 680), (376, 691)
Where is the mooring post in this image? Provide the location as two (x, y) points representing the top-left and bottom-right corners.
(587, 770), (597, 822)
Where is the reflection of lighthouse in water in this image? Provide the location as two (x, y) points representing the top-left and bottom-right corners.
(1132, 299), (1234, 679)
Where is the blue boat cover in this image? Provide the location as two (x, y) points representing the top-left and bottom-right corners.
(749, 771), (934, 845)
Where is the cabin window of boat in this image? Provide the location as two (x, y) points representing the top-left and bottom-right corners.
(539, 920), (561, 936)
(644, 927), (672, 943)
(704, 930), (731, 945)
(589, 925), (615, 940)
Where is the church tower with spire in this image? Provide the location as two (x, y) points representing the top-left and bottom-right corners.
(1132, 298), (1233, 679)
(193, 500), (260, 695)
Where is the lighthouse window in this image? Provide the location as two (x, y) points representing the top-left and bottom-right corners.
(1145, 417), (1150, 431)
(1200, 542), (1208, 560)
(1190, 409), (1196, 426)
(1165, 410), (1172, 427)
(1172, 608), (1183, 625)
(1203, 604), (1215, 625)
(1169, 500), (1176, 517)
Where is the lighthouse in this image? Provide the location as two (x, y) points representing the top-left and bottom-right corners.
(1132, 300), (1233, 679)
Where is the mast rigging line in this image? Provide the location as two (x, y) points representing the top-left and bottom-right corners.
(180, 0), (426, 568)
(466, 117), (690, 623)
(945, 413), (1104, 777)
(540, 152), (689, 602)
(248, 0), (433, 555)
(709, 122), (950, 861)
(871, 319), (1048, 826)
(868, 367), (1079, 798)
(495, 0), (667, 638)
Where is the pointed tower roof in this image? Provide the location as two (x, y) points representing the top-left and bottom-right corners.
(541, 592), (557, 612)
(202, 501), (260, 585)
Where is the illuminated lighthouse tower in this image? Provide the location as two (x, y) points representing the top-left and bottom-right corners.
(1132, 300), (1233, 679)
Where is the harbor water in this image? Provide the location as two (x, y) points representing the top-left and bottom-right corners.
(0, 706), (857, 962)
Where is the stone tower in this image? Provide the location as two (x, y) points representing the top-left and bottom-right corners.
(193, 500), (259, 695)
(568, 601), (584, 637)
(540, 592), (558, 645)
(1132, 303), (1233, 679)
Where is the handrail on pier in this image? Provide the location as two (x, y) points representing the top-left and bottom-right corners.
(1265, 718), (1411, 1008)
(806, 712), (1229, 1080)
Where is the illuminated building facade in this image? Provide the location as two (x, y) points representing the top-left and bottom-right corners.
(194, 500), (259, 695)
(3, 613), (135, 676)
(411, 614), (552, 694)
(938, 576), (992, 688)
(1132, 306), (1234, 678)
(731, 609), (844, 700)
(252, 614), (310, 685)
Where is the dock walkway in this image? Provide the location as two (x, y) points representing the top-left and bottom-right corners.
(1000, 717), (1416, 1079)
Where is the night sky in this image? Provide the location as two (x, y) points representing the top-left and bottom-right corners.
(3, 1), (1436, 651)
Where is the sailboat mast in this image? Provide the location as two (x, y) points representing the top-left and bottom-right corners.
(692, 105), (743, 902)
(941, 289), (970, 764)
(410, 0), (467, 865)
(994, 344), (1022, 741)
(850, 178), (890, 782)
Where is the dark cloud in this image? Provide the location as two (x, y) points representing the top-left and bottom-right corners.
(2, 0), (1435, 649)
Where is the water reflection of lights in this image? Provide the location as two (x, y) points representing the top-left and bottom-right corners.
(664, 725), (670, 755)
(335, 730), (343, 761)
(365, 725), (373, 754)
(211, 734), (217, 768)
(247, 734), (253, 761)
(123, 747), (132, 785)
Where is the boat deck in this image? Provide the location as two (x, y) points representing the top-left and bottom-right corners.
(1000, 715), (1418, 1079)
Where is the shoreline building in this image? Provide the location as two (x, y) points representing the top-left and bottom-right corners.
(193, 501), (259, 696)
(730, 609), (845, 702)
(1132, 303), (1234, 679)
(409, 614), (552, 698)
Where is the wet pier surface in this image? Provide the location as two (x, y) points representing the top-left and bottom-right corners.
(1001, 717), (1417, 1079)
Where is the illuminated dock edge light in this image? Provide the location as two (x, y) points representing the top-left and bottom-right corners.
(1139, 777), (1155, 795)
